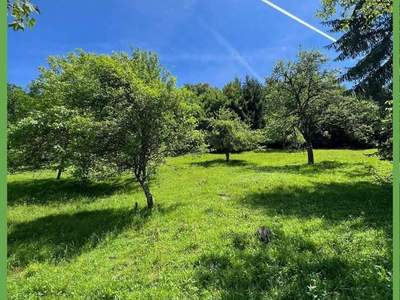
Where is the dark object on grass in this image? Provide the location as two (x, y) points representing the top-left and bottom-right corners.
(256, 226), (272, 243)
(134, 202), (138, 211)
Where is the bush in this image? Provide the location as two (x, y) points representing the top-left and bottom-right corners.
(207, 109), (261, 161)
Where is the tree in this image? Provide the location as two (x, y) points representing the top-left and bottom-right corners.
(265, 51), (343, 164)
(7, 84), (37, 124)
(185, 83), (229, 121)
(29, 50), (191, 208)
(241, 76), (265, 129)
(9, 50), (193, 208)
(8, 107), (74, 177)
(377, 100), (392, 160)
(263, 115), (306, 150)
(318, 0), (392, 104)
(263, 91), (379, 150)
(165, 88), (206, 156)
(223, 78), (245, 121)
(94, 51), (187, 208)
(317, 95), (380, 148)
(223, 77), (265, 129)
(8, 51), (111, 179)
(207, 109), (258, 161)
(7, 0), (39, 30)
(8, 106), (104, 180)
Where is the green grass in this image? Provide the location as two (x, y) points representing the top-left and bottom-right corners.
(7, 150), (392, 299)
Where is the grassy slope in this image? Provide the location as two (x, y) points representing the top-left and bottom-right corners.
(7, 150), (392, 299)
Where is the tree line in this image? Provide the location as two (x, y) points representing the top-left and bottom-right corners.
(7, 0), (394, 159)
(7, 49), (391, 208)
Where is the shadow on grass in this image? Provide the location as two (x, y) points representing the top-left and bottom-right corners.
(7, 177), (139, 206)
(190, 159), (392, 298)
(191, 158), (371, 177)
(190, 159), (250, 168)
(194, 237), (391, 299)
(248, 161), (368, 176)
(8, 204), (179, 269)
(194, 223), (391, 299)
(242, 181), (391, 227)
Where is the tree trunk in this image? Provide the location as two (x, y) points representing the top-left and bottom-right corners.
(306, 143), (314, 165)
(140, 181), (154, 209)
(225, 152), (230, 162)
(56, 167), (63, 180)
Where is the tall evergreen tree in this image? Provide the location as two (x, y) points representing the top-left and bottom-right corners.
(241, 76), (265, 129)
(222, 78), (245, 121)
(223, 77), (265, 129)
(319, 0), (392, 105)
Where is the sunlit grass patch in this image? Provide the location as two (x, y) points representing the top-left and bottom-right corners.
(8, 149), (392, 299)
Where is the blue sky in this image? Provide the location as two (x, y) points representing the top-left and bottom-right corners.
(8, 0), (350, 88)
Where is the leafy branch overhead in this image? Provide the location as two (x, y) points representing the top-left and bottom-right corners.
(7, 0), (40, 30)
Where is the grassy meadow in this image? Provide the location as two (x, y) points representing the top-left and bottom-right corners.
(7, 149), (392, 299)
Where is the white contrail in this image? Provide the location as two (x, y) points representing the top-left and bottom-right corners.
(199, 19), (263, 81)
(260, 0), (337, 43)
